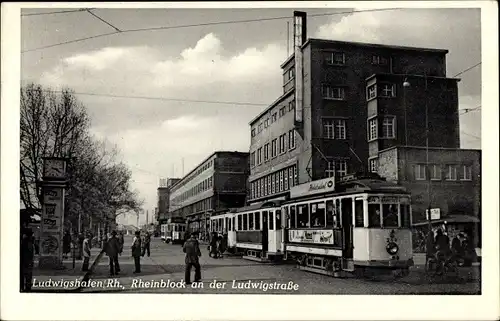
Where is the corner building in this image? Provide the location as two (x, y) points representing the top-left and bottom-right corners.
(169, 151), (249, 236)
(248, 37), (459, 204)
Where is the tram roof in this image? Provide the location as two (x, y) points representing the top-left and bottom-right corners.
(231, 200), (282, 213)
(339, 179), (408, 193)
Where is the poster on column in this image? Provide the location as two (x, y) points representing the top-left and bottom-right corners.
(40, 187), (64, 256)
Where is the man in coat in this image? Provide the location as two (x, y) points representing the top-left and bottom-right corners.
(183, 231), (202, 284)
(131, 231), (142, 273)
(105, 231), (121, 276)
(142, 232), (151, 257)
(82, 232), (91, 271)
(20, 228), (35, 292)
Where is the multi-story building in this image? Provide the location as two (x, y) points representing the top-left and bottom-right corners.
(156, 178), (181, 224)
(247, 13), (459, 205)
(169, 151), (249, 237)
(377, 146), (481, 248)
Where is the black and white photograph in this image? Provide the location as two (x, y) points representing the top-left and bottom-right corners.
(1, 1), (499, 320)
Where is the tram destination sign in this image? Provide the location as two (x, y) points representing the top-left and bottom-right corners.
(290, 177), (335, 199)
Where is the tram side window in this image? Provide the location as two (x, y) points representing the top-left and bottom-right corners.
(269, 211), (274, 230)
(232, 217), (235, 231)
(237, 215), (242, 231)
(368, 204), (381, 227)
(400, 204), (411, 228)
(243, 214), (248, 231)
(310, 202), (326, 227)
(225, 217), (229, 232)
(276, 210), (282, 229)
(326, 201), (334, 227)
(290, 206), (296, 228)
(228, 218), (232, 231)
(382, 204), (399, 228)
(297, 204), (309, 227)
(355, 200), (364, 227)
(255, 212), (261, 230)
(249, 212), (254, 230)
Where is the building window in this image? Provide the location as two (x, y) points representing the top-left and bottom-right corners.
(264, 143), (269, 161)
(271, 139), (277, 158)
(250, 152), (256, 167)
(325, 52), (345, 65)
(372, 55), (388, 65)
(369, 158), (378, 173)
(382, 117), (396, 138)
(288, 101), (295, 111)
(368, 118), (378, 141)
(323, 119), (347, 140)
(288, 130), (296, 150)
(336, 160), (348, 177)
(293, 166), (298, 185)
(257, 148), (262, 165)
(272, 112), (277, 123)
(366, 84), (377, 100)
(446, 165), (458, 180)
(279, 171), (284, 192)
(325, 161), (335, 178)
(414, 164), (426, 180)
(271, 173), (276, 194)
(321, 84), (345, 100)
(279, 107), (286, 117)
(289, 167), (294, 187)
(284, 169), (289, 190)
(430, 164), (442, 180)
(380, 84), (395, 98)
(264, 118), (269, 128)
(251, 128), (256, 137)
(459, 165), (472, 181)
(258, 122), (263, 133)
(279, 134), (287, 154)
(267, 175), (271, 194)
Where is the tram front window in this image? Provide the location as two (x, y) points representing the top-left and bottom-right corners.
(297, 204), (309, 228)
(249, 212), (254, 230)
(382, 204), (399, 228)
(255, 213), (261, 230)
(276, 210), (282, 229)
(368, 204), (381, 227)
(290, 206), (296, 228)
(400, 204), (411, 228)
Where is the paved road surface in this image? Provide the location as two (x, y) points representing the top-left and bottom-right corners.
(82, 237), (481, 294)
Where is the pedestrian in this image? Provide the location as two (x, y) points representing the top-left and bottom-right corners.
(118, 231), (124, 256)
(20, 228), (35, 292)
(82, 232), (91, 272)
(78, 232), (85, 260)
(131, 231), (142, 273)
(105, 231), (121, 276)
(209, 232), (218, 258)
(183, 231), (202, 284)
(62, 231), (71, 259)
(142, 231), (151, 257)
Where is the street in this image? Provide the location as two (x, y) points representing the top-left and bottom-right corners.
(83, 236), (480, 294)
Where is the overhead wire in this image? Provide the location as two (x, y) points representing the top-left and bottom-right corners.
(21, 8), (88, 16)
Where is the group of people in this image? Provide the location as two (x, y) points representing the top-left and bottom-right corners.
(104, 230), (152, 276)
(208, 232), (227, 259)
(426, 228), (476, 272)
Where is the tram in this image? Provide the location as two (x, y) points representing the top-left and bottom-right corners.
(160, 222), (187, 244)
(209, 212), (237, 253)
(282, 174), (414, 277)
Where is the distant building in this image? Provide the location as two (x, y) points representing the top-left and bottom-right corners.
(169, 151), (249, 238)
(377, 146), (481, 248)
(156, 177), (181, 224)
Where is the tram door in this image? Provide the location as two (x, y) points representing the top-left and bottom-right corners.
(341, 199), (353, 258)
(267, 209), (283, 253)
(261, 210), (269, 254)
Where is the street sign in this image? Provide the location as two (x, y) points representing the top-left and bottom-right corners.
(426, 208), (441, 220)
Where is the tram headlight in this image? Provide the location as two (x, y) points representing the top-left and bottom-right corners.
(386, 242), (399, 255)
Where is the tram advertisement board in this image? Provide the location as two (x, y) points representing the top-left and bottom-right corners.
(288, 229), (334, 245)
(289, 177), (335, 199)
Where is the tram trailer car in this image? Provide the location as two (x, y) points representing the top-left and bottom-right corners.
(209, 212), (237, 253)
(232, 202), (285, 262)
(282, 175), (414, 278)
(160, 222), (187, 244)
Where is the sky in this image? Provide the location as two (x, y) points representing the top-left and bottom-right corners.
(20, 4), (482, 227)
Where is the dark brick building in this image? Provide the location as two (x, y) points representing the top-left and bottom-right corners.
(169, 151), (249, 237)
(248, 35), (459, 205)
(377, 146), (481, 247)
(156, 178), (181, 224)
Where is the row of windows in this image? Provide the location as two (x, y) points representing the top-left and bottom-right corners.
(366, 83), (396, 100)
(325, 160), (348, 178)
(250, 165), (297, 200)
(413, 164), (473, 181)
(368, 116), (396, 141)
(171, 159), (214, 192)
(323, 119), (346, 140)
(236, 210), (281, 231)
(250, 130), (296, 167)
(171, 176), (213, 205)
(251, 100), (295, 138)
(323, 52), (389, 67)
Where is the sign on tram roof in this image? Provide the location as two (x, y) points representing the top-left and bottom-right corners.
(289, 177), (335, 199)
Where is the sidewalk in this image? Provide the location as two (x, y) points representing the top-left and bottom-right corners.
(30, 247), (104, 292)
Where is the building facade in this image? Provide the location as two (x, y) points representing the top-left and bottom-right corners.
(377, 146), (481, 248)
(156, 178), (181, 224)
(248, 36), (459, 205)
(168, 151), (249, 237)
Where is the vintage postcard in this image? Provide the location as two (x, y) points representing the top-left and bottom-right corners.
(1, 1), (499, 320)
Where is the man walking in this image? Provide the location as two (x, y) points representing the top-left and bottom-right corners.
(183, 232), (202, 285)
(131, 231), (142, 273)
(142, 231), (151, 257)
(118, 231), (124, 256)
(82, 232), (91, 272)
(105, 231), (121, 276)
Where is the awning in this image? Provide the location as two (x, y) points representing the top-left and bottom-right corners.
(412, 214), (480, 227)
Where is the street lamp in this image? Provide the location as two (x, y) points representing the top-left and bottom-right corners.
(402, 73), (432, 235)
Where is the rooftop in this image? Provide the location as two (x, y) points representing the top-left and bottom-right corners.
(249, 89), (294, 125)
